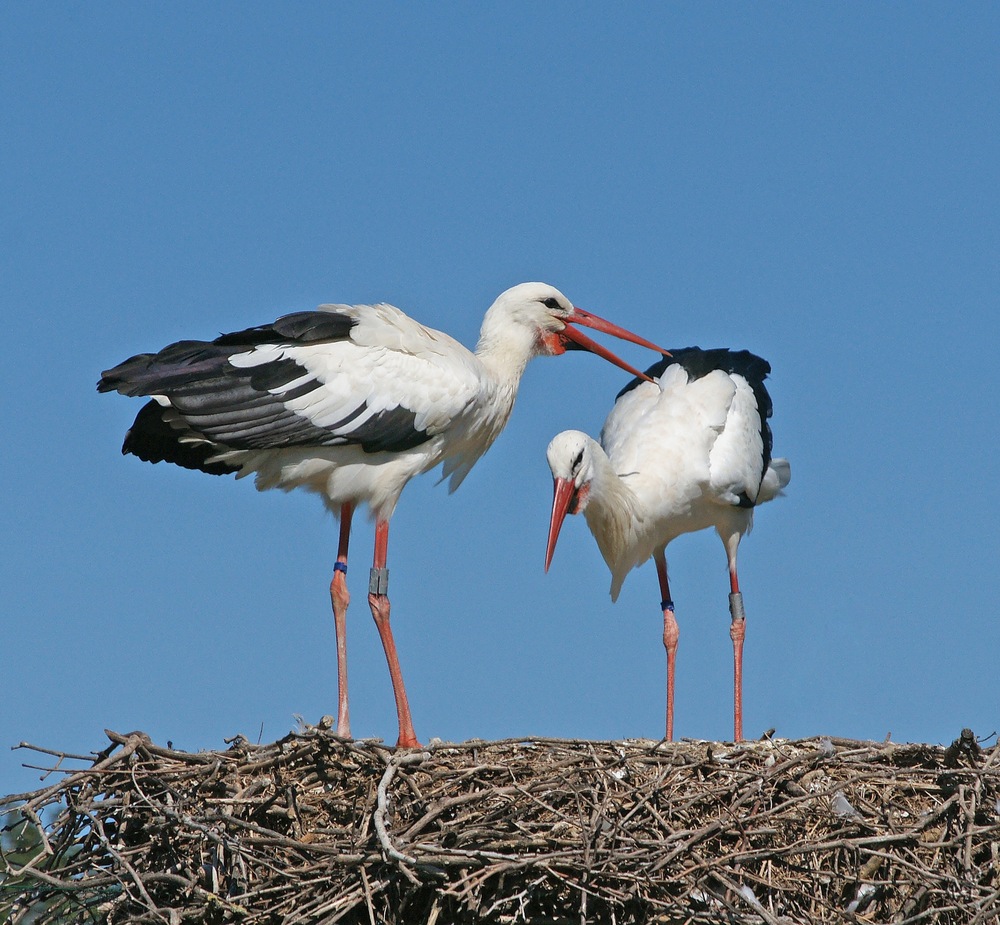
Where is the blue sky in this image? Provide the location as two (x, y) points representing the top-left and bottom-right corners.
(3, 5), (998, 797)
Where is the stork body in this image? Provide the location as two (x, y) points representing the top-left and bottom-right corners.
(545, 348), (790, 742)
(99, 282), (665, 747)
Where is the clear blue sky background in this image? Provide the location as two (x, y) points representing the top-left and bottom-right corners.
(3, 5), (998, 797)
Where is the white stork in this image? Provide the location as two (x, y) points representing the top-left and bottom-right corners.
(543, 348), (790, 742)
(98, 282), (666, 748)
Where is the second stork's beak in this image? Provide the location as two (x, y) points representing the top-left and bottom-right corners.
(544, 476), (576, 572)
(558, 308), (669, 383)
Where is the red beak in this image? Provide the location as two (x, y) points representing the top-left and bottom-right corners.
(571, 308), (669, 355)
(544, 476), (576, 572)
(557, 308), (669, 383)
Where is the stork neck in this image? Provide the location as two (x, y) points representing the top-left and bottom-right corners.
(473, 323), (537, 387)
(581, 444), (639, 575)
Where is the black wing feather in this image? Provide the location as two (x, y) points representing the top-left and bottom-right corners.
(122, 402), (240, 475)
(99, 309), (433, 474)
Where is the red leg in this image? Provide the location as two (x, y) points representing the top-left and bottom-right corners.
(655, 550), (678, 742)
(329, 503), (353, 738)
(368, 519), (420, 748)
(728, 564), (745, 743)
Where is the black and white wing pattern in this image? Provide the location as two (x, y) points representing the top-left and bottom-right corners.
(98, 303), (482, 475)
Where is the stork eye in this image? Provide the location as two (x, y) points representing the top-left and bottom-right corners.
(571, 449), (584, 472)
(542, 297), (561, 310)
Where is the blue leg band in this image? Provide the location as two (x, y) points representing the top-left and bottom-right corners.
(333, 562), (348, 574)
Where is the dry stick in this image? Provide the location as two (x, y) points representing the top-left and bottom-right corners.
(359, 866), (379, 925)
(373, 750), (431, 871)
(401, 783), (524, 840)
(11, 742), (98, 763)
(967, 886), (1000, 925)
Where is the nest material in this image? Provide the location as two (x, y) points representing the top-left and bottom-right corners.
(2, 726), (998, 924)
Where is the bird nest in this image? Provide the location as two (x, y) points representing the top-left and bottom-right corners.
(2, 725), (998, 924)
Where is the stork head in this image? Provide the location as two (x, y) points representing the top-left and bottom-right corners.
(479, 282), (667, 381)
(544, 430), (595, 572)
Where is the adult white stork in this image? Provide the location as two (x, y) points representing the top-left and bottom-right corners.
(543, 348), (790, 742)
(98, 282), (666, 748)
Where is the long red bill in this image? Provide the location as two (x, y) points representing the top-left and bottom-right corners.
(544, 477), (576, 572)
(570, 307), (670, 356)
(557, 325), (658, 383)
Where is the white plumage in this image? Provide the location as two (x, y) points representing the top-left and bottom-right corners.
(100, 281), (666, 747)
(217, 303), (500, 519)
(544, 348), (790, 742)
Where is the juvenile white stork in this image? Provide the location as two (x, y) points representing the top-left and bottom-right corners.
(98, 282), (666, 748)
(543, 348), (790, 742)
